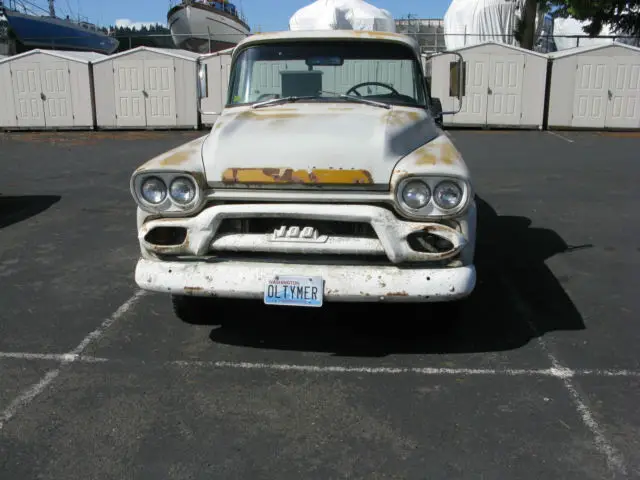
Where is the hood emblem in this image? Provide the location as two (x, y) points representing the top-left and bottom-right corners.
(271, 225), (328, 243)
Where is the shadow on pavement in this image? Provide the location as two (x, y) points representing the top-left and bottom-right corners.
(202, 196), (588, 357)
(0, 195), (61, 229)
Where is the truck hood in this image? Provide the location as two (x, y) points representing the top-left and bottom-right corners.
(202, 103), (441, 188)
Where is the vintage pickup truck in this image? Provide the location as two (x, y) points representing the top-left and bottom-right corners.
(130, 29), (475, 321)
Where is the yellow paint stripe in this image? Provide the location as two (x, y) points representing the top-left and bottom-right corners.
(222, 168), (374, 185)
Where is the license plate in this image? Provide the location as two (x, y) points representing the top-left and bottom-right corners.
(264, 275), (324, 307)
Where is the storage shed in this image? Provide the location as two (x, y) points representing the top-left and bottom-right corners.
(198, 47), (233, 126)
(546, 43), (640, 130)
(92, 47), (201, 130)
(0, 49), (105, 130)
(427, 41), (548, 129)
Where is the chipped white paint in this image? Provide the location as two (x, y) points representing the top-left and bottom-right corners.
(139, 203), (470, 263)
(0, 291), (146, 431)
(202, 105), (457, 185)
(210, 233), (387, 256)
(135, 257), (476, 301)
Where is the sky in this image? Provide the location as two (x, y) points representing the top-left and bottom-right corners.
(40, 0), (452, 31)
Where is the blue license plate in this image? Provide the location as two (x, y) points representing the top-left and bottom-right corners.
(264, 275), (324, 307)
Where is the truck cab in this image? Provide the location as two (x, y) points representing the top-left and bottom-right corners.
(130, 29), (476, 320)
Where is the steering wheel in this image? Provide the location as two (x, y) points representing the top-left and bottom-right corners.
(346, 81), (401, 97)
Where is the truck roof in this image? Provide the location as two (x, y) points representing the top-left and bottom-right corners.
(234, 29), (421, 56)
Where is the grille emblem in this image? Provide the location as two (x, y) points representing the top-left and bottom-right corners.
(271, 225), (328, 243)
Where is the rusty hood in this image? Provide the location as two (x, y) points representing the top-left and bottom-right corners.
(201, 103), (442, 188)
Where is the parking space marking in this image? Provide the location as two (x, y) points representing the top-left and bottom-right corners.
(2, 353), (640, 378)
(501, 275), (628, 477)
(0, 352), (109, 363)
(0, 290), (146, 431)
(546, 131), (575, 143)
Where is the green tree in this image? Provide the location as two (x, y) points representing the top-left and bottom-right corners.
(515, 0), (640, 49)
(548, 0), (640, 37)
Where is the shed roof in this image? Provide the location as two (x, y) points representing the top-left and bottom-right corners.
(447, 40), (549, 58)
(547, 41), (640, 59)
(199, 47), (235, 59)
(0, 49), (106, 65)
(92, 46), (201, 64)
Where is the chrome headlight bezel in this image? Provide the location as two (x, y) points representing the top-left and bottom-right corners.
(395, 175), (471, 220)
(131, 171), (203, 215)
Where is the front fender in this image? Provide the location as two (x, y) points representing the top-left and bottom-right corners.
(390, 133), (471, 191)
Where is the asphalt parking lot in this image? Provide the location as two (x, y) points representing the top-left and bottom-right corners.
(1, 127), (639, 479)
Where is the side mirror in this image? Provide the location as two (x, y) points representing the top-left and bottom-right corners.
(197, 63), (208, 100)
(424, 50), (464, 116)
(430, 97), (444, 128)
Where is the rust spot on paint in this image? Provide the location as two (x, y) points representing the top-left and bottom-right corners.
(414, 138), (461, 166)
(385, 110), (424, 128)
(159, 150), (192, 166)
(222, 168), (374, 185)
(414, 146), (437, 165)
(351, 30), (404, 40)
(184, 287), (204, 294)
(386, 291), (409, 297)
(237, 110), (302, 121)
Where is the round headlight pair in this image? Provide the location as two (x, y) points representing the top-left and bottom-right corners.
(141, 176), (196, 206)
(401, 180), (463, 210)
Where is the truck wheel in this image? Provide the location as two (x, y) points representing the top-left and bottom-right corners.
(171, 294), (213, 325)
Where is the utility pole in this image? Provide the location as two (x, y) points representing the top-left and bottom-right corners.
(48, 0), (55, 17)
(519, 0), (537, 49)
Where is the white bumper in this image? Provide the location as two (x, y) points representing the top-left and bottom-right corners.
(135, 258), (476, 303)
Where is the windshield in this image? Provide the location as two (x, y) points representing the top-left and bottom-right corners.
(227, 40), (427, 108)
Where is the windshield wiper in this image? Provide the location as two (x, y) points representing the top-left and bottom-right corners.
(251, 95), (318, 109)
(251, 91), (391, 110)
(319, 90), (391, 109)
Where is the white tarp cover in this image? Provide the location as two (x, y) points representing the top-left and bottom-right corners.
(553, 17), (614, 50)
(443, 0), (525, 50)
(289, 0), (396, 32)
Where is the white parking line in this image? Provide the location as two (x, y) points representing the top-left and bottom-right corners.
(2, 353), (640, 378)
(546, 131), (575, 143)
(500, 275), (628, 477)
(0, 352), (109, 362)
(0, 290), (146, 431)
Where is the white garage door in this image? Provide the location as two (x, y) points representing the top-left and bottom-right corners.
(114, 60), (146, 127)
(572, 56), (609, 128)
(487, 54), (524, 126)
(40, 60), (73, 128)
(453, 54), (489, 125)
(606, 56), (640, 129)
(113, 58), (176, 127)
(11, 62), (45, 128)
(144, 60), (176, 127)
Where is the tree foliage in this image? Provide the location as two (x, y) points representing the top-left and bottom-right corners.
(546, 0), (640, 37)
(515, 0), (639, 50)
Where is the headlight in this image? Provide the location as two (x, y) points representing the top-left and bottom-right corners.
(401, 180), (431, 209)
(434, 181), (463, 209)
(141, 177), (167, 204)
(169, 177), (196, 205)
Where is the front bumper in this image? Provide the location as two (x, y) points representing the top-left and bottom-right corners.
(135, 258), (476, 303)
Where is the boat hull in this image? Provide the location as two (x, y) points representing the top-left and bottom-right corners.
(3, 10), (119, 54)
(168, 4), (250, 53)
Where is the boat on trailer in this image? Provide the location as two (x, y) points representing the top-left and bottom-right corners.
(168, 0), (250, 53)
